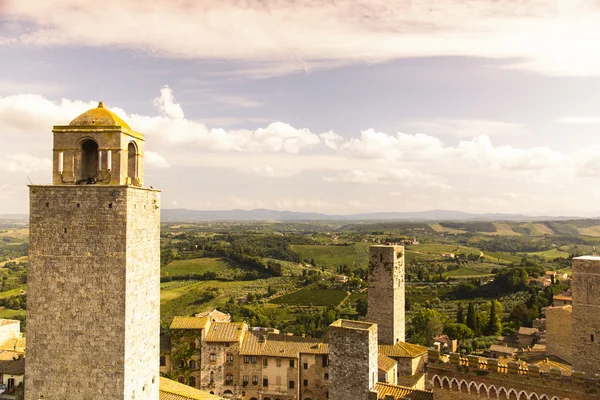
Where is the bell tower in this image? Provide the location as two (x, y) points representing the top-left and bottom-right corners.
(26, 103), (160, 399)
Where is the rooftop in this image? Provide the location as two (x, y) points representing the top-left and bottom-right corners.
(69, 102), (131, 129)
(170, 316), (210, 330)
(379, 342), (428, 358)
(375, 382), (433, 400)
(489, 344), (518, 354)
(159, 377), (224, 400)
(518, 327), (537, 336)
(378, 354), (398, 372)
(330, 319), (376, 331)
(204, 322), (246, 342)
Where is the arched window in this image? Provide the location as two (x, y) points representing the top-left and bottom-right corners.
(177, 376), (185, 384)
(189, 376), (196, 387)
(127, 141), (138, 183)
(189, 360), (196, 369)
(80, 139), (99, 181)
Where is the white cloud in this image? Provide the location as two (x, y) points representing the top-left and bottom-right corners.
(153, 86), (185, 119)
(3, 0), (600, 76)
(145, 151), (170, 169)
(0, 154), (51, 173)
(324, 169), (452, 190)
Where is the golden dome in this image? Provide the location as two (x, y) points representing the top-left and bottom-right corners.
(69, 102), (131, 129)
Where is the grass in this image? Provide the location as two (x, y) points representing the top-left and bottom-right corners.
(160, 277), (296, 324)
(0, 308), (25, 319)
(0, 228), (29, 240)
(532, 223), (555, 235)
(490, 223), (521, 236)
(428, 223), (467, 234)
(291, 244), (367, 270)
(0, 286), (26, 300)
(161, 257), (240, 279)
(483, 251), (522, 263)
(579, 226), (600, 237)
(527, 248), (571, 258)
(270, 288), (348, 307)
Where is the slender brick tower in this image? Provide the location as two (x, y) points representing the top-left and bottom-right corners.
(367, 245), (405, 344)
(26, 102), (161, 399)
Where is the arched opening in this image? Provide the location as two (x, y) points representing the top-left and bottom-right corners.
(432, 375), (442, 388)
(508, 389), (518, 400)
(81, 139), (99, 182)
(488, 385), (498, 399)
(442, 377), (450, 390)
(7, 378), (14, 391)
(128, 141), (138, 183)
(450, 379), (459, 391)
(223, 390), (233, 394)
(177, 376), (185, 384)
(459, 380), (468, 393)
(518, 391), (528, 400)
(189, 376), (196, 387)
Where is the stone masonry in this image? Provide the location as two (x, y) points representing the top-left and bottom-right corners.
(572, 256), (600, 375)
(545, 305), (572, 364)
(25, 103), (161, 400)
(367, 245), (405, 344)
(328, 320), (378, 400)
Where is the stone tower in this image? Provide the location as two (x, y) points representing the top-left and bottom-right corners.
(328, 320), (378, 400)
(571, 256), (600, 375)
(367, 245), (405, 344)
(26, 103), (161, 399)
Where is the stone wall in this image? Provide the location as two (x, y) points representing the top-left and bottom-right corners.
(300, 353), (329, 400)
(26, 185), (160, 400)
(545, 306), (573, 363)
(572, 256), (600, 375)
(367, 245), (405, 344)
(329, 320), (378, 400)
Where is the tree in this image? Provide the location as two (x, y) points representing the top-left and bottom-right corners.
(355, 296), (368, 316)
(456, 303), (466, 324)
(486, 300), (502, 336)
(466, 302), (476, 331)
(409, 309), (445, 346)
(444, 323), (474, 342)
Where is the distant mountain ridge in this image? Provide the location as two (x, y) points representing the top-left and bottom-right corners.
(2, 209), (594, 222)
(160, 208), (588, 222)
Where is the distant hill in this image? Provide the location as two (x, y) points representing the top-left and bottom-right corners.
(0, 214), (28, 220)
(161, 208), (585, 222)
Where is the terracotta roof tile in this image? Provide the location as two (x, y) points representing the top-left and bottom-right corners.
(379, 342), (427, 358)
(375, 382), (434, 400)
(204, 322), (247, 343)
(378, 354), (397, 372)
(170, 316), (209, 330)
(159, 377), (224, 399)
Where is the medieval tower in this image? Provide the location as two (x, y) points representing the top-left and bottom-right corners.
(571, 255), (600, 375)
(328, 320), (378, 400)
(26, 102), (161, 399)
(367, 245), (405, 344)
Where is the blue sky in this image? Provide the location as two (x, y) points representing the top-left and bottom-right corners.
(1, 0), (600, 215)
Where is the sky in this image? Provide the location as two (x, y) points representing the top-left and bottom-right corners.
(1, 0), (600, 216)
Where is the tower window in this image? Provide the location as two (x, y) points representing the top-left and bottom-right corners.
(63, 228), (67, 234)
(45, 202), (49, 207)
(380, 253), (383, 262)
(108, 203), (113, 209)
(592, 334), (595, 343)
(76, 203), (80, 208)
(80, 139), (99, 182)
(128, 142), (138, 184)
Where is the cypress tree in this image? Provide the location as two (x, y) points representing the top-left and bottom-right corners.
(466, 302), (476, 331)
(487, 300), (502, 336)
(456, 303), (465, 324)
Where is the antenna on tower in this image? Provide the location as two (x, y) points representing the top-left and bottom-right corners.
(26, 176), (33, 184)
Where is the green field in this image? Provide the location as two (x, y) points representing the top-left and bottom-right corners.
(527, 248), (570, 258)
(483, 251), (522, 263)
(160, 277), (296, 323)
(291, 244), (369, 269)
(161, 257), (240, 278)
(270, 288), (348, 307)
(0, 285), (26, 300)
(0, 307), (25, 319)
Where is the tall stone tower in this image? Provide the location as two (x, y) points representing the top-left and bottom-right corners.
(571, 256), (600, 375)
(26, 102), (161, 399)
(328, 320), (378, 400)
(367, 245), (405, 344)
